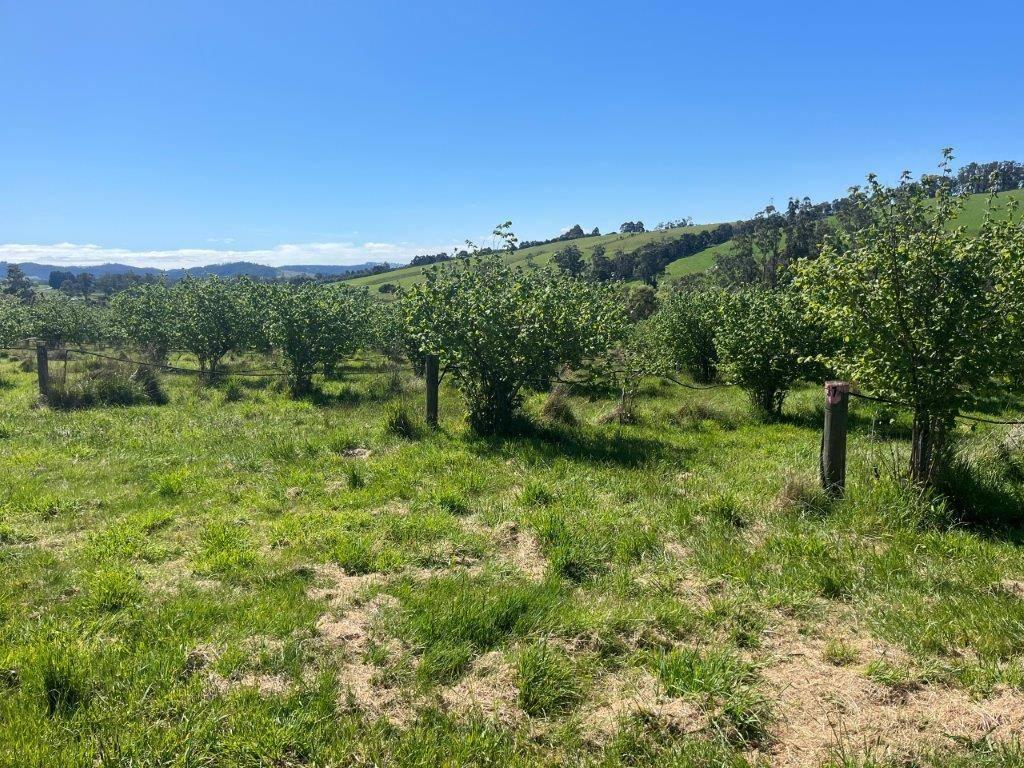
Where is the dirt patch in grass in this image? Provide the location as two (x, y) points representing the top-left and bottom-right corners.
(184, 642), (293, 698)
(440, 650), (523, 726)
(306, 563), (383, 604)
(317, 591), (416, 723)
(209, 671), (292, 697)
(580, 669), (706, 744)
(341, 447), (373, 459)
(309, 564), (417, 724)
(494, 520), (547, 581)
(761, 616), (1024, 766)
(996, 579), (1024, 599)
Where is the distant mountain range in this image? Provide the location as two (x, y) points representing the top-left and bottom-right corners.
(1, 261), (389, 282)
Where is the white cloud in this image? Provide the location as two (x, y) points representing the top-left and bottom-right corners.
(0, 240), (457, 270)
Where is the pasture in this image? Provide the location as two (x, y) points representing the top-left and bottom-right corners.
(2, 350), (1024, 766)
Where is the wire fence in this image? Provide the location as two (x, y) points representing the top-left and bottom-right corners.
(4, 343), (1023, 425)
(848, 390), (1024, 426)
(1, 344), (292, 379)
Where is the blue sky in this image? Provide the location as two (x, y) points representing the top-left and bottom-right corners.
(2, 0), (1022, 268)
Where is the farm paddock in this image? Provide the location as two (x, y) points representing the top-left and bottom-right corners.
(2, 352), (1024, 767)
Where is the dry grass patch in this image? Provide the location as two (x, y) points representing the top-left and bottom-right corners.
(579, 669), (706, 744)
(440, 650), (523, 726)
(761, 616), (1024, 767)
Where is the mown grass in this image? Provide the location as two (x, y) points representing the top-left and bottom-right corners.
(1, 348), (1024, 766)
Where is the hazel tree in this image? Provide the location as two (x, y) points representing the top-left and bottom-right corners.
(796, 150), (1024, 483)
(0, 297), (29, 347)
(109, 283), (174, 363)
(264, 283), (370, 396)
(403, 239), (625, 434)
(169, 277), (246, 378)
(29, 294), (104, 348)
(646, 286), (724, 383)
(715, 286), (818, 418)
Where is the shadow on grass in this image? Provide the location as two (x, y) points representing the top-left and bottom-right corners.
(939, 457), (1024, 544)
(779, 402), (913, 439)
(306, 378), (409, 408)
(466, 417), (695, 469)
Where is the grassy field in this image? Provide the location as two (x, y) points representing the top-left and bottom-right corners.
(2, 350), (1024, 766)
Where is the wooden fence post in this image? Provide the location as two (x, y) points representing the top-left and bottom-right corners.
(424, 354), (439, 428)
(820, 380), (850, 496)
(36, 342), (50, 401)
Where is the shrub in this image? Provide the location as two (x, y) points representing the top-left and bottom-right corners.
(715, 287), (818, 419)
(646, 286), (724, 383)
(403, 238), (625, 434)
(796, 151), (1024, 483)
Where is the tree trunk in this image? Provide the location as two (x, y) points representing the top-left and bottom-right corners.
(909, 410), (950, 484)
(289, 372), (313, 398)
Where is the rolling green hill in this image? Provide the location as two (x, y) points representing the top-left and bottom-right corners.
(350, 190), (1024, 296)
(665, 188), (1024, 283)
(344, 223), (727, 295)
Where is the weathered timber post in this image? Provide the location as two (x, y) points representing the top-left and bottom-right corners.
(424, 353), (439, 428)
(820, 380), (850, 496)
(36, 342), (50, 401)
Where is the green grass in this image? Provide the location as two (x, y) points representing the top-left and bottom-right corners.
(2, 348), (1024, 764)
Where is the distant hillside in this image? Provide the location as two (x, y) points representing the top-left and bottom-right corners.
(344, 224), (732, 295)
(3, 260), (386, 283)
(663, 188), (1024, 282)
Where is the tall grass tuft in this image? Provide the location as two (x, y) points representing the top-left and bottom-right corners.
(516, 641), (584, 716)
(39, 643), (91, 718)
(384, 404), (422, 439)
(48, 365), (167, 410)
(540, 385), (577, 426)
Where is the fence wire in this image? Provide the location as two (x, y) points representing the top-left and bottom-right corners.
(848, 390), (1024, 426)
(1, 345), (292, 378)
